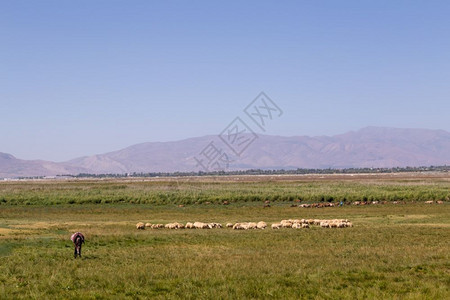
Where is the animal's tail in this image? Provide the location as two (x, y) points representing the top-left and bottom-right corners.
(75, 236), (83, 246)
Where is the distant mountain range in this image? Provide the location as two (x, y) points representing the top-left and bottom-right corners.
(1, 127), (449, 178)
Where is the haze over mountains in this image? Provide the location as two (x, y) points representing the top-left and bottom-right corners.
(1, 127), (449, 178)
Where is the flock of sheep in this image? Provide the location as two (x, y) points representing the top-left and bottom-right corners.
(271, 218), (353, 229)
(425, 200), (444, 204)
(136, 219), (352, 230)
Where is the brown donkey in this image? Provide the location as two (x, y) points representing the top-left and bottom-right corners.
(71, 232), (85, 258)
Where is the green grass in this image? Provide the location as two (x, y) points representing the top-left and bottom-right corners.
(0, 175), (448, 298)
(0, 173), (449, 205)
(1, 201), (449, 299)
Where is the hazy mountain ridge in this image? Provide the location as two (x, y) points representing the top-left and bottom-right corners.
(0, 152), (89, 178)
(1, 127), (449, 177)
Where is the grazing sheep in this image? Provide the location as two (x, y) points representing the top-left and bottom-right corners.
(283, 222), (293, 228)
(247, 222), (257, 229)
(234, 222), (253, 230)
(145, 218), (352, 231)
(320, 221), (330, 228)
(165, 223), (177, 229)
(329, 222), (338, 228)
(193, 222), (203, 229)
(292, 223), (301, 229)
(164, 222), (184, 229)
(271, 223), (281, 229)
(174, 222), (185, 229)
(437, 201), (444, 204)
(256, 221), (267, 229)
(281, 220), (293, 228)
(232, 223), (245, 230)
(425, 200), (433, 204)
(337, 222), (346, 228)
(209, 222), (223, 228)
(194, 222), (211, 229)
(270, 218), (352, 229)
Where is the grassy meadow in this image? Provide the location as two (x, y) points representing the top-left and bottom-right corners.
(0, 173), (449, 206)
(0, 174), (449, 299)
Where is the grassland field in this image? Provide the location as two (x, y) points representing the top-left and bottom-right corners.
(0, 173), (449, 299)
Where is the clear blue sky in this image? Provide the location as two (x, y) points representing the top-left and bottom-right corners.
(1, 1), (449, 161)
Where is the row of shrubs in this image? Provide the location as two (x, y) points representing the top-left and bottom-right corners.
(0, 191), (448, 205)
(1, 179), (449, 205)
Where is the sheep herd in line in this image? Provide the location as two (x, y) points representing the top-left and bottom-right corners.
(135, 219), (353, 230)
(296, 200), (444, 208)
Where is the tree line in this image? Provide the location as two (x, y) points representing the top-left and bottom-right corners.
(67, 165), (449, 179)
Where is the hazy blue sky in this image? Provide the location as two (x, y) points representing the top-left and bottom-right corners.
(1, 1), (449, 161)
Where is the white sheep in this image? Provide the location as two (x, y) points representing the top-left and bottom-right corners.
(329, 222), (338, 228)
(233, 223), (250, 230)
(282, 221), (293, 228)
(320, 221), (330, 228)
(165, 223), (181, 229)
(271, 223), (281, 229)
(292, 223), (301, 229)
(209, 222), (223, 228)
(247, 222), (257, 229)
(174, 222), (185, 229)
(194, 222), (211, 229)
(256, 221), (267, 229)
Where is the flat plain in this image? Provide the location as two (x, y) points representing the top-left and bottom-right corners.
(0, 173), (449, 299)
